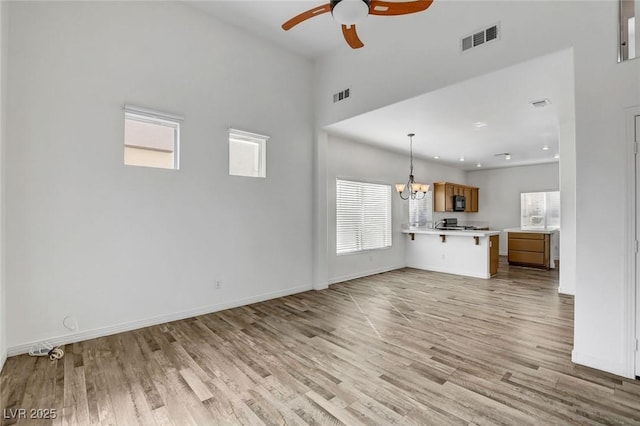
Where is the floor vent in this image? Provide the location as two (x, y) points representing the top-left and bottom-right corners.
(462, 23), (500, 53)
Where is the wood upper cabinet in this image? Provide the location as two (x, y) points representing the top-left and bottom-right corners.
(463, 187), (472, 212)
(433, 182), (480, 212)
(470, 188), (479, 212)
(444, 184), (454, 211)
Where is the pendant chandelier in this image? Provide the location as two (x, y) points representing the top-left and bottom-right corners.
(395, 133), (429, 200)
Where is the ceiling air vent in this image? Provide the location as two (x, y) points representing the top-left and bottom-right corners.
(530, 98), (551, 108)
(461, 23), (500, 52)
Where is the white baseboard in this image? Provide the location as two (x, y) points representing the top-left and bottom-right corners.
(329, 264), (406, 285)
(558, 286), (575, 296)
(410, 264), (490, 279)
(313, 281), (329, 291)
(7, 284), (313, 357)
(572, 349), (634, 379)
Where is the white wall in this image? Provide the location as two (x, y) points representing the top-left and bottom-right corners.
(0, 0), (6, 372)
(5, 2), (314, 353)
(327, 134), (466, 283)
(314, 1), (640, 377)
(466, 163), (560, 256)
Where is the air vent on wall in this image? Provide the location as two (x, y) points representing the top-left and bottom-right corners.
(333, 88), (350, 103)
(462, 23), (500, 52)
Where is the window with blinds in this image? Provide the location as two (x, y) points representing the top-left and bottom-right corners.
(520, 191), (560, 229)
(336, 179), (392, 255)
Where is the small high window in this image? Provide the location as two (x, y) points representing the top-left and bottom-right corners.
(229, 128), (268, 178)
(124, 105), (182, 170)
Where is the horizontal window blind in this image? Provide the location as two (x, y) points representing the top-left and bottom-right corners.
(336, 179), (392, 255)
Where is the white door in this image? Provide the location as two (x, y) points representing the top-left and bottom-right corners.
(636, 114), (640, 377)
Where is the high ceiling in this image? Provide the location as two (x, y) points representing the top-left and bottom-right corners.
(185, 0), (430, 58)
(325, 50), (572, 171)
(185, 1), (572, 171)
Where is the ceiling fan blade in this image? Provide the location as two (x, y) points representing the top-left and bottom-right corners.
(282, 4), (331, 31)
(369, 0), (434, 16)
(341, 24), (364, 49)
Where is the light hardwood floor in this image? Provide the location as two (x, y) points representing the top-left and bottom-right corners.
(2, 258), (640, 425)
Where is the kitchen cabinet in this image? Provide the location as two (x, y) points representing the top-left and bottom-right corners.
(507, 231), (551, 269)
(433, 182), (480, 212)
(463, 187), (472, 212)
(445, 184), (454, 211)
(490, 234), (499, 276)
(470, 188), (479, 212)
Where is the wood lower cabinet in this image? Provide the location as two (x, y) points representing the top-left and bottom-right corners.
(433, 182), (479, 212)
(507, 232), (550, 269)
(490, 235), (499, 276)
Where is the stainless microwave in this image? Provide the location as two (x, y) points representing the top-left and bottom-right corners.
(453, 195), (466, 211)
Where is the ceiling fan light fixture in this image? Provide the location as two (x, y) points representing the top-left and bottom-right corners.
(331, 0), (371, 25)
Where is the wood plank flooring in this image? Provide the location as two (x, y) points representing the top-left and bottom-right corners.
(2, 258), (640, 425)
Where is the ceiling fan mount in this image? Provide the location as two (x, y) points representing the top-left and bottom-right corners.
(329, 0), (372, 25)
(282, 0), (434, 50)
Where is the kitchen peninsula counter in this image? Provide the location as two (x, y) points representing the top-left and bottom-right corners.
(403, 227), (500, 279)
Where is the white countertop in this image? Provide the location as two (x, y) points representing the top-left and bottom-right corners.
(402, 227), (500, 237)
(504, 228), (559, 234)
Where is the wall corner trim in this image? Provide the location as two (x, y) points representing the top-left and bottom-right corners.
(313, 282), (329, 291)
(558, 287), (575, 296)
(572, 349), (633, 379)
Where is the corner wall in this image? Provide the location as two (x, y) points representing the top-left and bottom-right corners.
(5, 1), (314, 353)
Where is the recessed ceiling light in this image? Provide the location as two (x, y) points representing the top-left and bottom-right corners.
(542, 145), (550, 151)
(505, 154), (512, 160)
(554, 153), (560, 159)
(459, 156), (465, 162)
(530, 98), (551, 108)
(476, 163), (482, 168)
(474, 122), (488, 128)
(433, 155), (440, 159)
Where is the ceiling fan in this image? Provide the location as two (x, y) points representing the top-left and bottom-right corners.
(282, 0), (434, 49)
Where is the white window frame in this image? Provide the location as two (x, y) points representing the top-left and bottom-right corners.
(228, 128), (268, 178)
(409, 191), (433, 228)
(123, 104), (183, 170)
(520, 190), (560, 230)
(336, 179), (393, 255)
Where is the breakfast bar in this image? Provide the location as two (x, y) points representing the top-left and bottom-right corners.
(403, 227), (501, 279)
